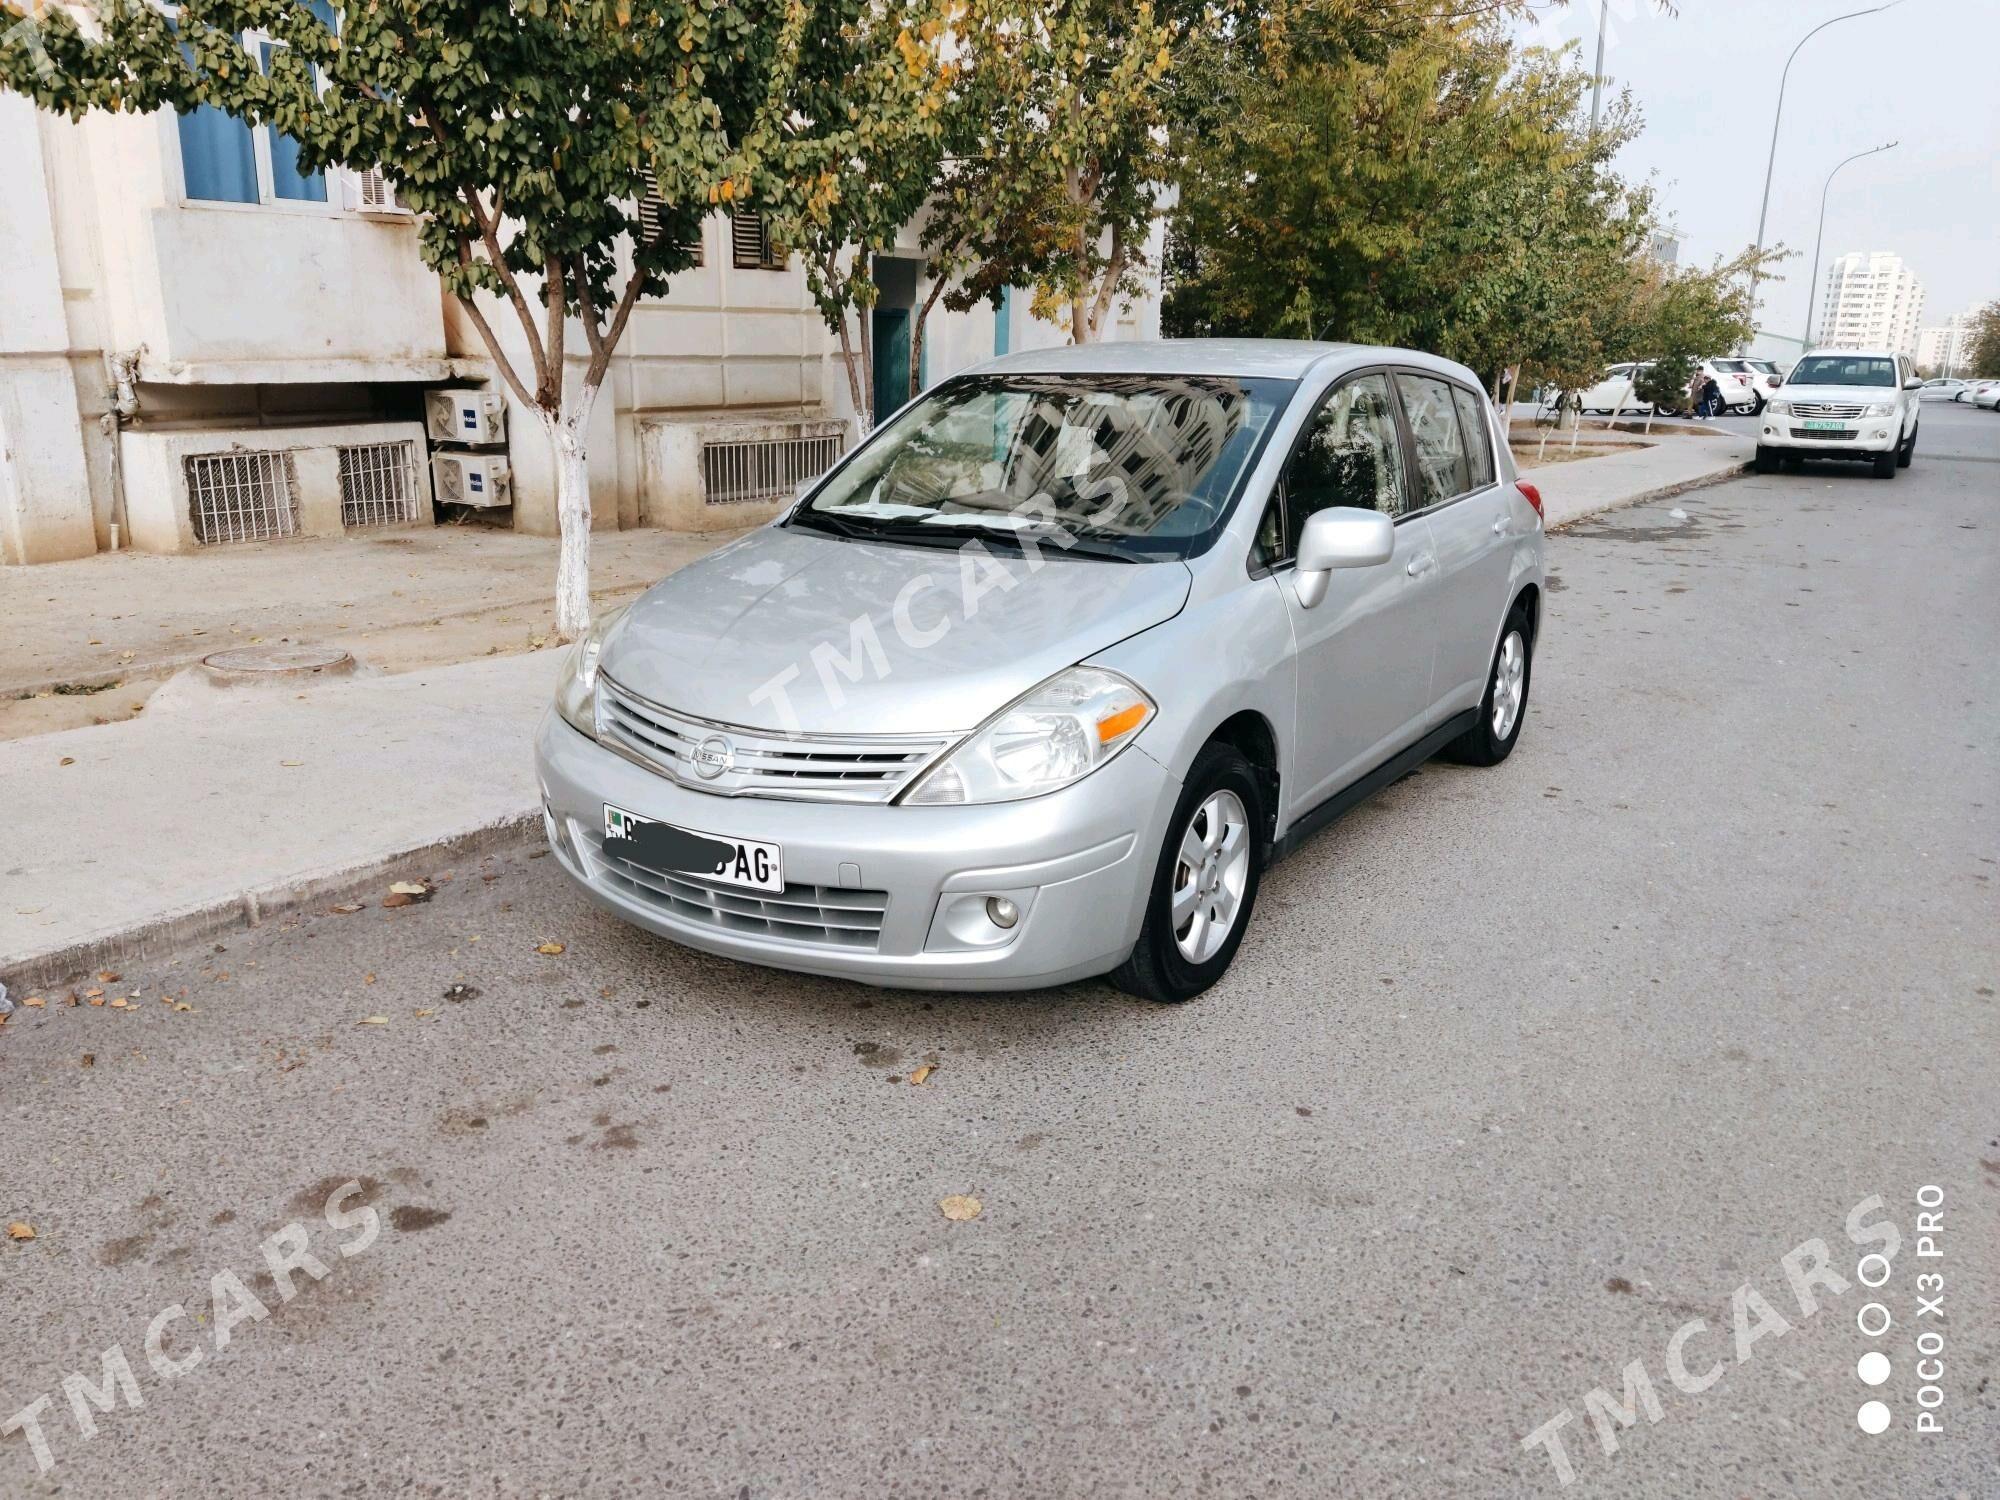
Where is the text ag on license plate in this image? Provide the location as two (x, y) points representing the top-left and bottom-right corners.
(1803, 418), (1847, 431)
(603, 805), (783, 893)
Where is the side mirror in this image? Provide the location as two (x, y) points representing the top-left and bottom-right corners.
(1904, 377), (1923, 391)
(1294, 506), (1394, 608)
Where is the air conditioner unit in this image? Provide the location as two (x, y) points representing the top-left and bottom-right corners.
(432, 452), (512, 508)
(346, 166), (403, 214)
(426, 388), (507, 446)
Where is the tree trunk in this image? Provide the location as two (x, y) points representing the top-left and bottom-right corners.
(545, 391), (598, 643)
(834, 309), (868, 444)
(910, 272), (952, 403)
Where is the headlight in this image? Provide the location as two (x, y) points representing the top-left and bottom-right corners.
(1766, 400), (1790, 416)
(555, 605), (627, 737)
(1863, 402), (1893, 417)
(903, 665), (1155, 805)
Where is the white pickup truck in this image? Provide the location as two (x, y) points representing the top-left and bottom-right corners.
(1755, 348), (1922, 479)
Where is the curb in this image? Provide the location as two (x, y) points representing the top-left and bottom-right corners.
(0, 809), (545, 995)
(1545, 459), (1753, 533)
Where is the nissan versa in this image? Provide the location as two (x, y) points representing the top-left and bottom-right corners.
(535, 340), (1546, 1002)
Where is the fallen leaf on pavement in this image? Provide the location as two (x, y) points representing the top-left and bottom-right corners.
(59, 757), (75, 767)
(382, 893), (415, 908)
(535, 942), (566, 956)
(173, 1004), (195, 1013)
(414, 1008), (435, 1019)
(6, 1223), (33, 1242)
(83, 987), (103, 999)
(939, 1195), (982, 1221)
(356, 1015), (389, 1026)
(280, 760), (305, 768)
(22, 997), (45, 1009)
(389, 880), (430, 895)
(908, 1064), (934, 1086)
(109, 998), (129, 1010)
(88, 997), (105, 1008)
(80, 1054), (94, 1067)
(363, 973), (377, 985)
(329, 903), (363, 914)
(98, 972), (120, 983)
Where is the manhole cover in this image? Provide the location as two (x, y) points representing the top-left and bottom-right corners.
(200, 643), (355, 680)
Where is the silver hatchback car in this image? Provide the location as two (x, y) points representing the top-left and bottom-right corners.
(535, 340), (1546, 1002)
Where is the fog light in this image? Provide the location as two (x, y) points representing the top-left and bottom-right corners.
(986, 896), (1019, 929)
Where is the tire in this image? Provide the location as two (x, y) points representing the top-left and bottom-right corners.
(1751, 395), (1766, 416)
(1110, 742), (1265, 1005)
(1871, 450), (1896, 479)
(1444, 609), (1533, 768)
(1755, 444), (1780, 474)
(1781, 453), (1804, 473)
(1897, 422), (1917, 468)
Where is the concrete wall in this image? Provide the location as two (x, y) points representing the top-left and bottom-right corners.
(121, 419), (432, 553)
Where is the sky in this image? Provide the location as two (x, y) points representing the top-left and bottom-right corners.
(1516, 0), (2000, 344)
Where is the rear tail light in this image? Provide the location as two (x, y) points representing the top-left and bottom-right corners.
(1515, 479), (1544, 519)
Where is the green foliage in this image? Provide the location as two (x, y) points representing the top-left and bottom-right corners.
(1967, 301), (2000, 379)
(1633, 353), (1692, 413)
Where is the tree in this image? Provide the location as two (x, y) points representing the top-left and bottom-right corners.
(913, 0), (1173, 373)
(0, 0), (819, 640)
(1966, 301), (2000, 379)
(764, 0), (954, 433)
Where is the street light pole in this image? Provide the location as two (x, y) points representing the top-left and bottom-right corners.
(1743, 1), (1903, 349)
(1802, 141), (1898, 352)
(1588, 0), (1609, 138)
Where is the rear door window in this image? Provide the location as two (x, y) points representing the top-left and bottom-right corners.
(1394, 373), (1472, 507)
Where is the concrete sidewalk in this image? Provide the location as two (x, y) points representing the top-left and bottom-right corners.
(1, 654), (559, 988)
(1520, 428), (1752, 527)
(0, 435), (1752, 989)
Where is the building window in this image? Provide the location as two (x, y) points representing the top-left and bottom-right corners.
(172, 1), (337, 207)
(730, 205), (786, 271)
(636, 170), (702, 265)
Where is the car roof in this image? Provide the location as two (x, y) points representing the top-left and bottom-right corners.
(1798, 348), (1901, 360)
(968, 338), (1478, 385)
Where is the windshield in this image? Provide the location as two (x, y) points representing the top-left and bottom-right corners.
(791, 373), (1295, 561)
(1788, 355), (1895, 387)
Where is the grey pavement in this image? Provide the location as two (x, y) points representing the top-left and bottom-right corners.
(4, 429), (1758, 989)
(1, 404), (1993, 1496)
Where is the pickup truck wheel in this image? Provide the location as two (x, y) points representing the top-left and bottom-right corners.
(1755, 445), (1780, 474)
(1897, 422), (1917, 468)
(1111, 743), (1265, 1005)
(1871, 450), (1897, 479)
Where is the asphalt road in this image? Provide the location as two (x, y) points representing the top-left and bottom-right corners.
(4, 400), (1995, 1498)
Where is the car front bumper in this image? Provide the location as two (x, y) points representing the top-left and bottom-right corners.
(534, 710), (1180, 990)
(1757, 418), (1900, 454)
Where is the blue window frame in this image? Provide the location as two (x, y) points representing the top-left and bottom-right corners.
(176, 101), (258, 203)
(259, 41), (325, 202)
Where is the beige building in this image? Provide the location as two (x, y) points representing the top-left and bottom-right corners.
(1915, 307), (1980, 375)
(0, 89), (1160, 567)
(1813, 251), (1925, 358)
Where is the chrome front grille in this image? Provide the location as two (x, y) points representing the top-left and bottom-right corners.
(1791, 427), (1856, 441)
(1789, 401), (1868, 419)
(596, 674), (952, 804)
(578, 823), (888, 949)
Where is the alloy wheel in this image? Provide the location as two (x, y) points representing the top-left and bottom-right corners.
(1171, 789), (1250, 964)
(1491, 629), (1527, 740)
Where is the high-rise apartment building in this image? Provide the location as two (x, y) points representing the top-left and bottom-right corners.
(1814, 251), (1925, 356)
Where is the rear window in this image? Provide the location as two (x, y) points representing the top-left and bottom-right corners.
(1788, 356), (1895, 387)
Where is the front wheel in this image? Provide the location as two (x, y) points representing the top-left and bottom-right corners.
(1755, 444), (1781, 474)
(1111, 743), (1265, 1005)
(1444, 612), (1533, 767)
(1871, 450), (1897, 479)
(1897, 421), (1917, 468)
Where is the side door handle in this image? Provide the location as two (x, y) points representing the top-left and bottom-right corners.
(1406, 553), (1435, 578)
(1491, 517), (1509, 536)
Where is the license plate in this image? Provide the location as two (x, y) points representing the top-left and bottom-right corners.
(603, 805), (783, 893)
(1802, 419), (1847, 431)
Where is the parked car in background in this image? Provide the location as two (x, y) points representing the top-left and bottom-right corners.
(1698, 358), (1762, 413)
(1578, 363), (1653, 415)
(1951, 379), (1994, 404)
(1744, 357), (1786, 393)
(1919, 377), (1969, 400)
(1972, 381), (2000, 410)
(1755, 348), (1921, 478)
(538, 340), (1547, 1003)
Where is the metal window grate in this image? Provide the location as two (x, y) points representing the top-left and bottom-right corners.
(700, 433), (842, 506)
(185, 451), (300, 545)
(338, 441), (423, 527)
(636, 169), (702, 264)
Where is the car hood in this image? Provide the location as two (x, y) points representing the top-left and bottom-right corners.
(598, 525), (1193, 736)
(1778, 385), (1901, 405)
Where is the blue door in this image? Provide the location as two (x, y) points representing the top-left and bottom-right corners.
(872, 307), (911, 426)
